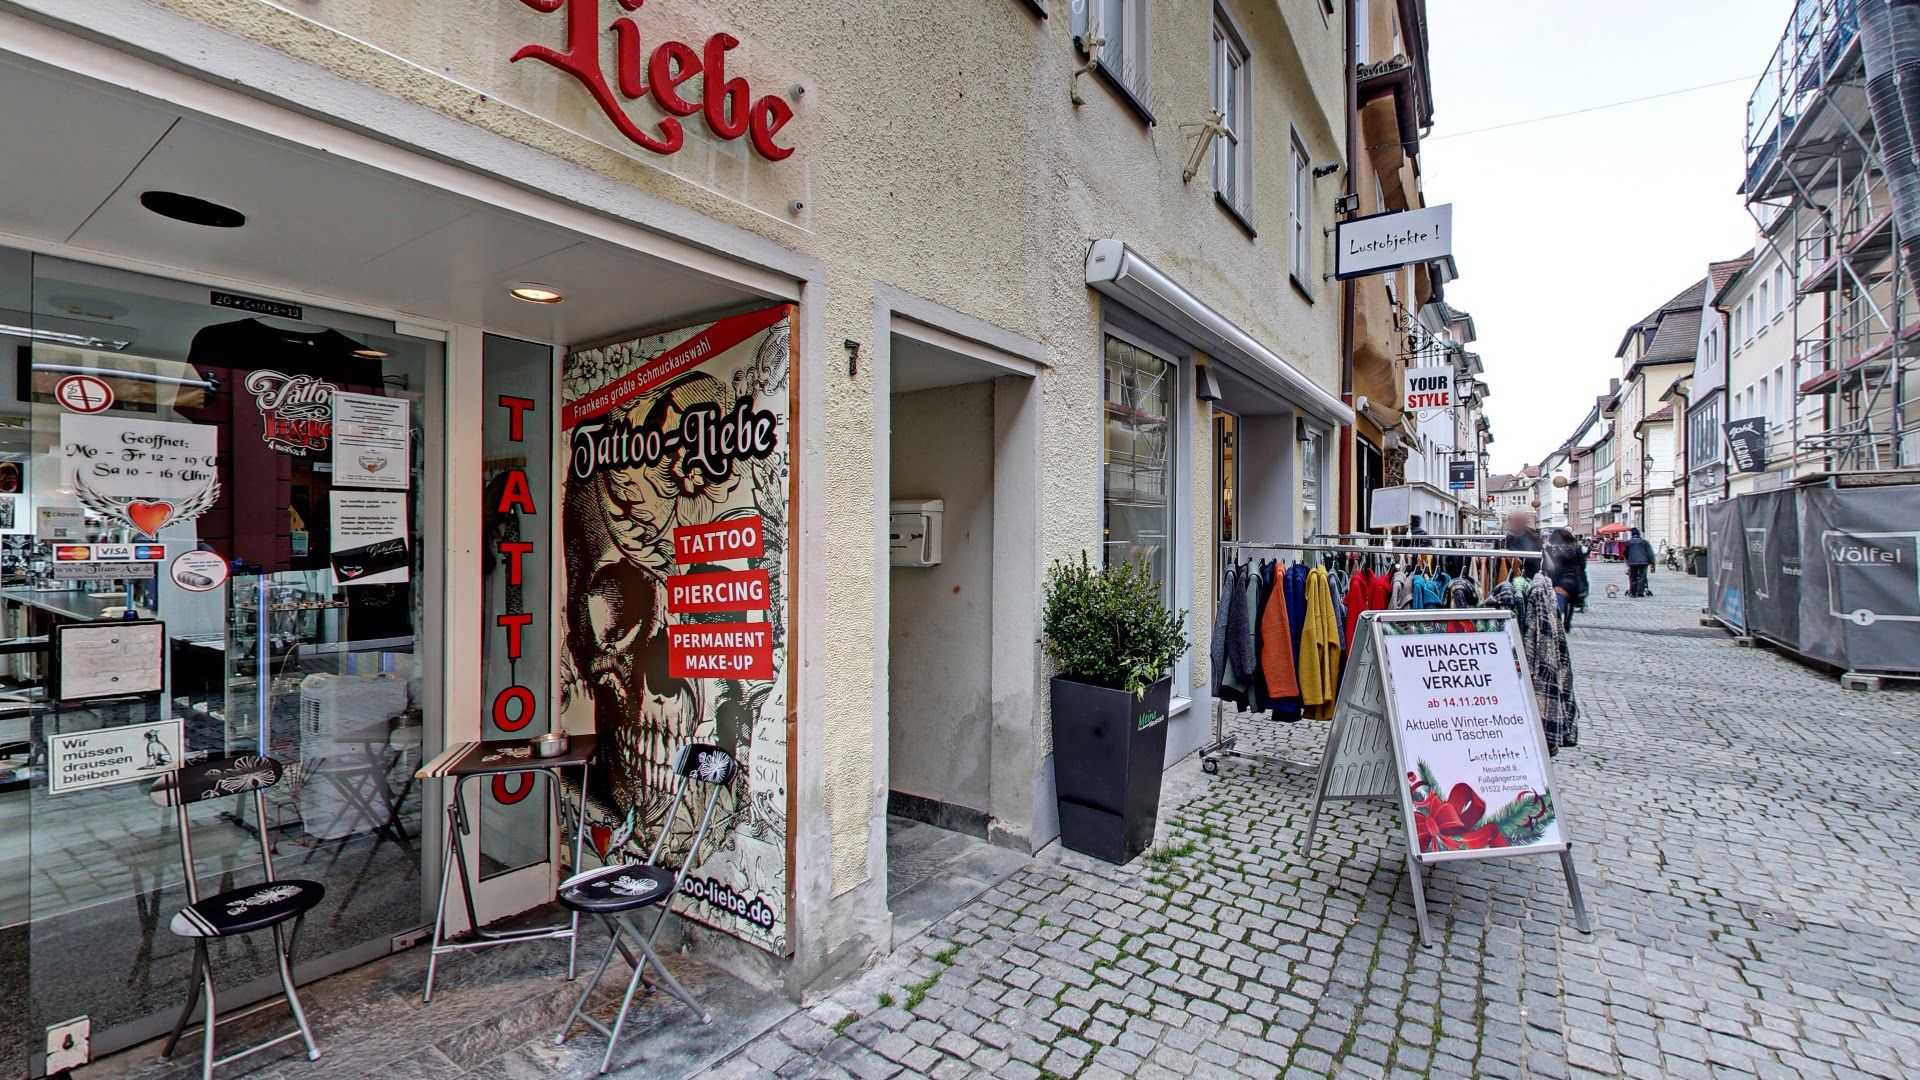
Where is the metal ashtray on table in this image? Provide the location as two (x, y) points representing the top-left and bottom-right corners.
(415, 732), (596, 1002)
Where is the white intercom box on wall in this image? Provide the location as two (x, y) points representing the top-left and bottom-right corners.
(888, 499), (944, 567)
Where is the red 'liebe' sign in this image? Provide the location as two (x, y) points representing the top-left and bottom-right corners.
(512, 0), (795, 161)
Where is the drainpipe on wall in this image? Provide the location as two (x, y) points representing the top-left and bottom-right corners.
(1339, 0), (1358, 534)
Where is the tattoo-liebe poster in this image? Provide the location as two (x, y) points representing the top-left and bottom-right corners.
(559, 304), (793, 954)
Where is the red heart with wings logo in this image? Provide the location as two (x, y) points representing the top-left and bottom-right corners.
(127, 501), (175, 537)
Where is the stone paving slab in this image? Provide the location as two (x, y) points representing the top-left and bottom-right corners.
(728, 562), (1920, 1079)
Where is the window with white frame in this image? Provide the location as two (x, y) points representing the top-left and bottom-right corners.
(1289, 132), (1313, 284)
(1758, 280), (1770, 328)
(1211, 9), (1252, 221)
(1744, 296), (1756, 343)
(1077, 0), (1150, 107)
(1731, 308), (1742, 349)
(1772, 265), (1786, 320)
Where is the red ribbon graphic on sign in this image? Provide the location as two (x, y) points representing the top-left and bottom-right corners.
(1408, 773), (1509, 852)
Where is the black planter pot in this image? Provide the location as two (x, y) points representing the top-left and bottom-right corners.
(1050, 674), (1172, 865)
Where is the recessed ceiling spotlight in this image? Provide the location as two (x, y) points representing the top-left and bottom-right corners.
(350, 347), (389, 359)
(508, 282), (565, 304)
(139, 191), (245, 228)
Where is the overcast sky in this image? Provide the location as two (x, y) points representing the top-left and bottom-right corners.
(1421, 0), (1797, 473)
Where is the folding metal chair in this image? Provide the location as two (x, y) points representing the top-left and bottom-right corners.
(554, 743), (734, 1073)
(150, 754), (324, 1079)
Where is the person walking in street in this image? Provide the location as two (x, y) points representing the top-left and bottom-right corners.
(1624, 527), (1655, 597)
(1500, 508), (1543, 553)
(1545, 527), (1588, 628)
(1408, 514), (1429, 538)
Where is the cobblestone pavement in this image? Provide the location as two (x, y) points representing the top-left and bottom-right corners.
(714, 562), (1920, 1079)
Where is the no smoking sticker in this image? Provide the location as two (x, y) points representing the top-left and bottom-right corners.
(169, 550), (230, 593)
(53, 374), (114, 414)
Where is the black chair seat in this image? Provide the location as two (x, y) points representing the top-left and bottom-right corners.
(171, 879), (325, 938)
(558, 864), (675, 914)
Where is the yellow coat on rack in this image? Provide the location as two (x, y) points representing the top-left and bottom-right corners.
(1299, 566), (1343, 718)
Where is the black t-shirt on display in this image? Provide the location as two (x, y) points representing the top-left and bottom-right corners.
(185, 318), (384, 386)
(178, 319), (404, 629)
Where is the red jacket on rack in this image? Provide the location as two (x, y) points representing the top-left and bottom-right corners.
(1343, 569), (1377, 647)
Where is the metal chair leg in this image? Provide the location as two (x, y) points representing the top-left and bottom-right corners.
(274, 922), (321, 1061)
(598, 931), (653, 1075)
(423, 803), (461, 1003)
(199, 963), (219, 1080)
(159, 941), (206, 1061)
(621, 914), (710, 1025)
(556, 918), (622, 1047)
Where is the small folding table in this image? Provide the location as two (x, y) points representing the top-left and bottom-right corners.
(415, 733), (597, 1002)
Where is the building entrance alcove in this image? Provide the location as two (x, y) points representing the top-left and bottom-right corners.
(881, 318), (1038, 945)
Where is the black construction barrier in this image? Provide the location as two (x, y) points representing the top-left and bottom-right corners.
(1706, 484), (1920, 677)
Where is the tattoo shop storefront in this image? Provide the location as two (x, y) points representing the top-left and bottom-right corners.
(0, 2), (818, 1073)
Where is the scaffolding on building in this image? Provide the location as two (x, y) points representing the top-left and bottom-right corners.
(1744, 0), (1920, 481)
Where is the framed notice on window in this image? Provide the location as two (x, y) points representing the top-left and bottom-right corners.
(52, 619), (166, 703)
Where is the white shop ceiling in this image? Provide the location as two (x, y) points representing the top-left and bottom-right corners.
(0, 52), (770, 348)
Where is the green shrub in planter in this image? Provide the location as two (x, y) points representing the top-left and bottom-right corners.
(1041, 553), (1190, 863)
(1041, 553), (1190, 696)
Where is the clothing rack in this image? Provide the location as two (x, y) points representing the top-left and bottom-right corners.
(1201, 538), (1541, 777)
(1305, 533), (1550, 551)
(1223, 540), (1542, 563)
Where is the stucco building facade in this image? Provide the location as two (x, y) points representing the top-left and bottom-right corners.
(0, 0), (1353, 1066)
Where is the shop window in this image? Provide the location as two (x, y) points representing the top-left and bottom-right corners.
(1214, 413), (1237, 545)
(1103, 334), (1174, 604)
(0, 248), (442, 1062)
(1211, 9), (1252, 224)
(1300, 428), (1323, 541)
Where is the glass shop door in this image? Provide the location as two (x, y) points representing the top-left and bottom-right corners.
(0, 249), (443, 1072)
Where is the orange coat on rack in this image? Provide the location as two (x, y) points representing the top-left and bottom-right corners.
(1259, 571), (1300, 700)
